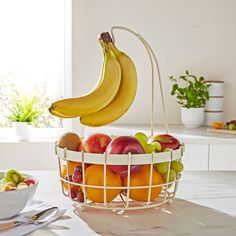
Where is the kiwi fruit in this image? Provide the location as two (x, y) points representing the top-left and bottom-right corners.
(57, 132), (82, 151)
(4, 169), (25, 185)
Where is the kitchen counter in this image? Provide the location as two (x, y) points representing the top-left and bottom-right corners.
(84, 124), (236, 144)
(26, 171), (236, 236)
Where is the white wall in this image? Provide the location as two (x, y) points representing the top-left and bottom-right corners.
(72, 0), (236, 125)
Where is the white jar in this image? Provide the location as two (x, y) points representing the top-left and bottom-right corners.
(204, 111), (224, 126)
(205, 80), (224, 97)
(205, 97), (224, 111)
(181, 107), (205, 128)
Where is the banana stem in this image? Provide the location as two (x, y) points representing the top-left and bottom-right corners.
(110, 26), (169, 134)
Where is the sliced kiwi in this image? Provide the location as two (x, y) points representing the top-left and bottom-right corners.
(4, 169), (25, 185)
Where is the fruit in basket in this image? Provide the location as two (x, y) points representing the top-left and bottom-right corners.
(77, 190), (85, 203)
(148, 134), (180, 151)
(84, 165), (122, 203)
(163, 169), (176, 188)
(61, 161), (82, 176)
(80, 32), (137, 127)
(4, 169), (25, 185)
(58, 132), (82, 151)
(61, 162), (82, 191)
(135, 132), (162, 153)
(155, 162), (169, 174)
(82, 133), (112, 153)
(171, 160), (184, 173)
(106, 136), (145, 175)
(69, 187), (85, 202)
(49, 39), (121, 118)
(70, 186), (78, 200)
(124, 165), (163, 202)
(72, 166), (83, 183)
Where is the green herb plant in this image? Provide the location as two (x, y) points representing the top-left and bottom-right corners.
(169, 70), (210, 108)
(7, 96), (43, 125)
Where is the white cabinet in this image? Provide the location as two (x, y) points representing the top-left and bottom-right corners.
(209, 144), (236, 170)
(182, 144), (209, 170)
(0, 142), (58, 170)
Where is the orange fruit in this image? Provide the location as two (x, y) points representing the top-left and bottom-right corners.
(84, 165), (122, 203)
(124, 165), (164, 202)
(61, 161), (81, 191)
(212, 122), (224, 129)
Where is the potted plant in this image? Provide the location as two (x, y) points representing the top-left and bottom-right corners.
(7, 96), (43, 140)
(169, 70), (210, 128)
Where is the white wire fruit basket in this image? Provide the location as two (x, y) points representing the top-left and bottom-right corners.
(55, 26), (185, 211)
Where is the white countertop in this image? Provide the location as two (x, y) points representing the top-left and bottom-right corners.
(23, 171), (236, 236)
(84, 124), (236, 144)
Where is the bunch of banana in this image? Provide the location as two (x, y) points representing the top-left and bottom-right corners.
(49, 32), (137, 126)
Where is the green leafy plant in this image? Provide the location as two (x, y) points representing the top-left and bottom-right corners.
(169, 70), (210, 108)
(7, 96), (43, 124)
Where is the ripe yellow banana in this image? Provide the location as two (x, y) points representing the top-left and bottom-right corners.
(49, 42), (121, 118)
(80, 32), (137, 127)
(49, 108), (75, 119)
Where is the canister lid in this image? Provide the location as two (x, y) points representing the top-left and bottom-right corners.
(204, 80), (224, 83)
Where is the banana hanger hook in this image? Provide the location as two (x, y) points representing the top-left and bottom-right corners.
(110, 26), (169, 136)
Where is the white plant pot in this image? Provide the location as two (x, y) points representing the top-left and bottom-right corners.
(181, 107), (205, 128)
(12, 122), (30, 141)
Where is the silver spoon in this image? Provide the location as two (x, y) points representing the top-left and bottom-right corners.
(0, 206), (59, 231)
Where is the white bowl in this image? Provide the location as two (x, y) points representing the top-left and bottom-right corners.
(0, 172), (38, 220)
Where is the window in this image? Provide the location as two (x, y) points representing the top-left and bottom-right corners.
(0, 0), (72, 138)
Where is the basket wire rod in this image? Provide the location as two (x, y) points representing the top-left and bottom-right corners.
(81, 151), (87, 204)
(111, 26), (169, 134)
(164, 150), (173, 202)
(103, 152), (107, 207)
(59, 180), (169, 190)
(173, 174), (180, 198)
(126, 152), (132, 209)
(64, 148), (72, 199)
(147, 153), (154, 205)
(57, 155), (67, 197)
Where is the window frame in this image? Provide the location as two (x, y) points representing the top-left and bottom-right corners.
(0, 0), (72, 140)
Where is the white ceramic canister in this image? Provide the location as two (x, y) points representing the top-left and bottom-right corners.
(204, 111), (224, 126)
(205, 80), (224, 97)
(205, 97), (224, 111)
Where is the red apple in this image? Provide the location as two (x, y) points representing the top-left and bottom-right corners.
(82, 133), (112, 153)
(106, 136), (145, 176)
(148, 134), (180, 151)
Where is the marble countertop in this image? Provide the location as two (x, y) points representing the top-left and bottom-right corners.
(84, 124), (236, 144)
(25, 171), (236, 236)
